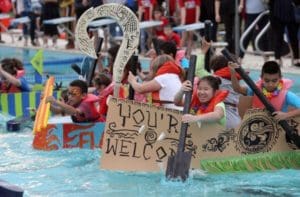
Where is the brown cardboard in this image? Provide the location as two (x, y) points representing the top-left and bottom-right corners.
(101, 98), (298, 171)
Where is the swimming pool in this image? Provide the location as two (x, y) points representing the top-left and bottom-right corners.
(1, 46), (300, 196)
(0, 46), (84, 85)
(0, 126), (299, 196)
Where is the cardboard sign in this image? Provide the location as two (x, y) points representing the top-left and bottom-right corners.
(101, 98), (299, 172)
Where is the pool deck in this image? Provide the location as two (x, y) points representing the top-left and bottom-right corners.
(1, 32), (300, 75)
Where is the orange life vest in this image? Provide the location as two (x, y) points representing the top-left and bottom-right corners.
(252, 79), (293, 111)
(71, 94), (101, 123)
(190, 90), (229, 114)
(0, 82), (21, 93)
(98, 82), (125, 117)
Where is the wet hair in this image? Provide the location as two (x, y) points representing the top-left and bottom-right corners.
(0, 58), (24, 75)
(93, 73), (111, 87)
(1, 61), (17, 75)
(69, 80), (88, 94)
(11, 58), (24, 70)
(209, 55), (229, 71)
(198, 76), (222, 92)
(160, 41), (177, 58)
(261, 61), (282, 77)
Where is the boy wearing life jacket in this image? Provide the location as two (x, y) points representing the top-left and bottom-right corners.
(229, 61), (300, 121)
(46, 79), (101, 123)
(174, 75), (228, 127)
(0, 58), (30, 93)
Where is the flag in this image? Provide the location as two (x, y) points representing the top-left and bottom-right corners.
(31, 49), (43, 75)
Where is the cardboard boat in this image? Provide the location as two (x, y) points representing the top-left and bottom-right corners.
(32, 117), (105, 150)
(0, 90), (61, 117)
(32, 96), (300, 172)
(100, 98), (300, 173)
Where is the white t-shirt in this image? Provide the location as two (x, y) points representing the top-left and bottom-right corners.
(154, 73), (183, 111)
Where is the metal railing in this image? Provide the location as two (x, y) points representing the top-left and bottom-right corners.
(239, 10), (273, 56)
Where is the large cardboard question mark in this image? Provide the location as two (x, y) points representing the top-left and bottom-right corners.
(75, 3), (140, 96)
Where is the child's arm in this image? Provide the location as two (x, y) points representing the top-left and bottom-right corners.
(174, 80), (192, 106)
(272, 110), (300, 121)
(273, 91), (300, 121)
(195, 39), (211, 78)
(0, 65), (21, 87)
(228, 62), (247, 95)
(182, 105), (224, 123)
(46, 96), (78, 115)
(127, 71), (161, 94)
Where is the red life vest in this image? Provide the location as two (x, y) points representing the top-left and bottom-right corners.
(252, 79), (293, 111)
(214, 66), (242, 80)
(190, 90), (229, 114)
(98, 82), (125, 118)
(152, 60), (183, 105)
(71, 94), (101, 123)
(0, 82), (21, 93)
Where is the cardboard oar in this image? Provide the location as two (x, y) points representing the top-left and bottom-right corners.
(165, 55), (197, 181)
(71, 63), (81, 75)
(204, 20), (212, 72)
(33, 76), (54, 133)
(86, 37), (104, 86)
(128, 55), (138, 100)
(221, 49), (300, 148)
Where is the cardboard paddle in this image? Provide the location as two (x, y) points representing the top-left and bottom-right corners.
(165, 55), (197, 181)
(204, 20), (212, 72)
(221, 49), (300, 148)
(86, 37), (104, 86)
(128, 55), (138, 100)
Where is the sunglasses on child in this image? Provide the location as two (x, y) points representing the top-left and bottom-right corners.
(67, 90), (81, 97)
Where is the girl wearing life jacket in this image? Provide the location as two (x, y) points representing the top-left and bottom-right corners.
(46, 79), (101, 123)
(128, 54), (184, 110)
(174, 75), (228, 127)
(229, 60), (300, 121)
(0, 58), (30, 93)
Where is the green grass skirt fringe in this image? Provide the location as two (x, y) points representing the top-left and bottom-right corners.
(200, 150), (300, 173)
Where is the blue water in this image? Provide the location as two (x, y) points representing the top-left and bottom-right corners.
(1, 46), (300, 196)
(0, 46), (84, 85)
(0, 127), (299, 196)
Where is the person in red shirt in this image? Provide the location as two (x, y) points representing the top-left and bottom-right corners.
(178, 0), (201, 56)
(153, 6), (169, 37)
(160, 24), (181, 48)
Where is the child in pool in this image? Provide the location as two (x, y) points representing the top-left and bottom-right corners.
(46, 79), (100, 123)
(0, 58), (30, 93)
(174, 75), (228, 127)
(229, 61), (300, 121)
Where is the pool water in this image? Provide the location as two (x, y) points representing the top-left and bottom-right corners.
(0, 127), (299, 196)
(0, 46), (84, 85)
